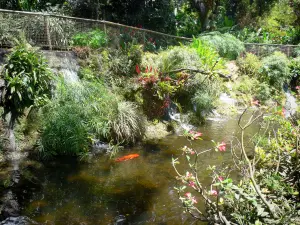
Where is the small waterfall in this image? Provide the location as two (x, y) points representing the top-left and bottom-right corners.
(284, 91), (297, 118)
(168, 103), (194, 132)
(219, 93), (236, 106)
(42, 51), (79, 83)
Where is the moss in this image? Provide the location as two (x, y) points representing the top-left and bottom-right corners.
(143, 121), (171, 141)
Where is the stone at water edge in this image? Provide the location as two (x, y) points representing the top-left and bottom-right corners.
(0, 216), (39, 225)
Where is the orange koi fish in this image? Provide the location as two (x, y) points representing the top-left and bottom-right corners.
(115, 154), (140, 162)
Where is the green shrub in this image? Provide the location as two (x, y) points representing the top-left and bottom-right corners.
(190, 38), (223, 69)
(260, 51), (291, 89)
(107, 44), (142, 77)
(192, 87), (218, 117)
(40, 81), (146, 158)
(141, 52), (159, 71)
(237, 53), (262, 77)
(72, 29), (108, 49)
(233, 76), (259, 94)
(254, 82), (272, 103)
(289, 57), (300, 83)
(40, 81), (117, 158)
(39, 104), (89, 158)
(157, 46), (202, 72)
(199, 32), (245, 60)
(78, 67), (96, 81)
(293, 45), (300, 57)
(111, 101), (146, 143)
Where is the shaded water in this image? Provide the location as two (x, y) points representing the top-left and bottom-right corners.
(21, 115), (260, 225)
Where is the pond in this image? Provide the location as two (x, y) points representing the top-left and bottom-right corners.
(20, 115), (259, 225)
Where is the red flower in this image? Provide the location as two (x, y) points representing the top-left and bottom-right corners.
(145, 66), (149, 73)
(218, 142), (226, 152)
(136, 65), (141, 74)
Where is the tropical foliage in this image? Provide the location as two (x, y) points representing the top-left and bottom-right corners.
(0, 42), (52, 128)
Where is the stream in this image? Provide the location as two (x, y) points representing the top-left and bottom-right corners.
(11, 114), (259, 225)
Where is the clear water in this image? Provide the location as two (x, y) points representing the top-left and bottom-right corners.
(21, 115), (259, 225)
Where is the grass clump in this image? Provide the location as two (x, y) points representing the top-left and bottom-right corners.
(111, 101), (146, 143)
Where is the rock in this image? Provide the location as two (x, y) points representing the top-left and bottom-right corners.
(114, 215), (126, 225)
(0, 216), (39, 225)
(144, 121), (171, 141)
(92, 140), (109, 154)
(285, 92), (297, 118)
(1, 190), (20, 218)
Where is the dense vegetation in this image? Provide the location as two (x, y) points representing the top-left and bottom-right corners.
(2, 0), (300, 45)
(0, 1), (300, 224)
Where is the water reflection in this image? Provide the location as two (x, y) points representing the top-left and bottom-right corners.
(21, 114), (260, 224)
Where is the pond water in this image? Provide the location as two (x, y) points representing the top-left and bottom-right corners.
(20, 115), (259, 225)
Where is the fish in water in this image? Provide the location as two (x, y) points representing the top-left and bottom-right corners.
(115, 154), (140, 162)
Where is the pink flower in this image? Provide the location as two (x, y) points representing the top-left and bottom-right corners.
(218, 176), (224, 182)
(296, 86), (300, 90)
(184, 192), (191, 198)
(190, 151), (195, 155)
(184, 192), (198, 204)
(186, 172), (192, 177)
(194, 132), (202, 139)
(251, 99), (260, 106)
(210, 190), (218, 196)
(218, 142), (226, 152)
(191, 196), (198, 204)
(188, 181), (196, 189)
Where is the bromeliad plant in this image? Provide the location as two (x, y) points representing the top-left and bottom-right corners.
(172, 107), (300, 224)
(136, 65), (189, 118)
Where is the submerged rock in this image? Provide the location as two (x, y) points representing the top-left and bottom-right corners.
(0, 216), (39, 225)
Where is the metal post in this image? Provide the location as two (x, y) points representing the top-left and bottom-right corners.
(44, 15), (52, 50)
